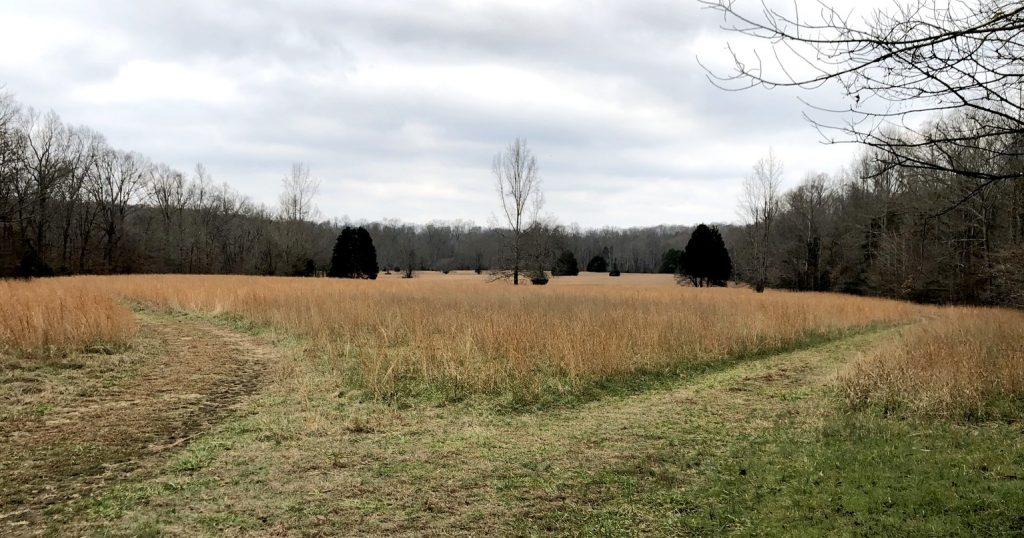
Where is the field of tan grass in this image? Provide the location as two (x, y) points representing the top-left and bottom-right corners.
(71, 273), (928, 402)
(0, 277), (135, 358)
(3, 273), (1024, 534)
(7, 272), (1021, 413)
(840, 307), (1024, 419)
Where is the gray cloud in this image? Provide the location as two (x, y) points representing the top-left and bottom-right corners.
(0, 0), (858, 227)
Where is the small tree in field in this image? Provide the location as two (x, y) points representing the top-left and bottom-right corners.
(403, 249), (416, 278)
(492, 138), (543, 285)
(679, 224), (732, 287)
(586, 255), (608, 273)
(553, 250), (579, 276)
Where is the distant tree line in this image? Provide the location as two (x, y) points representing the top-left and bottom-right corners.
(2, 90), (1020, 307)
(0, 90), (698, 279)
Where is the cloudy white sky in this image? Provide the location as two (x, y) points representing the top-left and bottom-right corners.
(1, 0), (865, 228)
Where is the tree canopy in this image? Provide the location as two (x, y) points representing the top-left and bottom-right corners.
(658, 248), (683, 274)
(329, 226), (379, 279)
(586, 255), (608, 273)
(553, 250), (579, 276)
(680, 224), (732, 287)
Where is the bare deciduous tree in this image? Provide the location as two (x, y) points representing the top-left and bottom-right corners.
(89, 150), (149, 269)
(279, 162), (319, 222)
(0, 93), (24, 268)
(701, 0), (1024, 203)
(492, 138), (543, 285)
(739, 149), (783, 292)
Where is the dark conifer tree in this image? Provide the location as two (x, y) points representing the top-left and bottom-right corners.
(553, 250), (579, 276)
(354, 226), (379, 280)
(658, 248), (683, 274)
(681, 224), (732, 287)
(330, 227), (379, 279)
(586, 255), (608, 273)
(329, 228), (357, 278)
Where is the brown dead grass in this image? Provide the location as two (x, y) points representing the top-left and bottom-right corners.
(70, 274), (929, 400)
(840, 307), (1024, 418)
(0, 277), (135, 358)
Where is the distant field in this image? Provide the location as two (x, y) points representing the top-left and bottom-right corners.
(2, 274), (1022, 535)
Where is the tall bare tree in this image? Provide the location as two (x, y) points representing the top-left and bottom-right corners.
(740, 149), (783, 292)
(279, 162), (319, 222)
(0, 93), (23, 271)
(89, 149), (149, 270)
(492, 138), (543, 285)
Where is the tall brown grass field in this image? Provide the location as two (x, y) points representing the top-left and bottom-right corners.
(840, 307), (1024, 418)
(9, 273), (1022, 413)
(70, 273), (931, 400)
(0, 277), (136, 357)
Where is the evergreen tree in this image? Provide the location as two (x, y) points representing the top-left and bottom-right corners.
(553, 250), (579, 276)
(658, 248), (683, 274)
(354, 226), (379, 280)
(330, 227), (379, 279)
(16, 245), (54, 278)
(329, 228), (357, 278)
(586, 254), (608, 273)
(681, 224), (732, 287)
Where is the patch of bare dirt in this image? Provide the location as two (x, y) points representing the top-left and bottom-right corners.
(0, 313), (275, 531)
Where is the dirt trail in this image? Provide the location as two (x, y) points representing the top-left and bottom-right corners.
(0, 312), (276, 530)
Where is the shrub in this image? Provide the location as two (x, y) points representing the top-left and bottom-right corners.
(586, 255), (608, 273)
(553, 251), (579, 276)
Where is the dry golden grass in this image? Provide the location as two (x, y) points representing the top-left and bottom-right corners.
(0, 277), (136, 358)
(840, 307), (1024, 418)
(70, 274), (928, 401)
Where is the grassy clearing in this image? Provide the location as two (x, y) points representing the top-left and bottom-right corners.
(4, 274), (1024, 535)
(43, 325), (1024, 536)
(840, 307), (1024, 419)
(72, 274), (929, 404)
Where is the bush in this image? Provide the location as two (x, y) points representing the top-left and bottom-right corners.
(553, 251), (580, 276)
(586, 255), (608, 273)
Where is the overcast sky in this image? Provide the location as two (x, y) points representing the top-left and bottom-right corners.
(1, 0), (864, 228)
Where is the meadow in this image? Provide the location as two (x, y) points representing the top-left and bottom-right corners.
(1, 273), (1023, 535)
(5, 272), (925, 404)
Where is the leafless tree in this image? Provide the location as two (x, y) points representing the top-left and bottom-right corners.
(149, 163), (195, 270)
(700, 0), (1024, 206)
(89, 149), (149, 269)
(778, 173), (836, 290)
(492, 138), (543, 285)
(739, 149), (784, 292)
(18, 110), (69, 256)
(0, 93), (23, 268)
(279, 162), (319, 222)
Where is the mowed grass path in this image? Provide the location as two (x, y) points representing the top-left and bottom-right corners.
(6, 310), (1020, 536)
